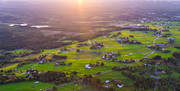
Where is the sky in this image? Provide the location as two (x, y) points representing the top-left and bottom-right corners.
(1, 0), (180, 1)
(1, 0), (180, 4)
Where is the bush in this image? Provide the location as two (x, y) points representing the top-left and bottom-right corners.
(173, 51), (180, 59)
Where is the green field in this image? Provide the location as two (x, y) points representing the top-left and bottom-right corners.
(0, 81), (53, 91)
(0, 21), (180, 91)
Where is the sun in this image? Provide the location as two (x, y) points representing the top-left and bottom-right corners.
(78, 0), (83, 2)
(78, 0), (83, 5)
(77, 0), (84, 8)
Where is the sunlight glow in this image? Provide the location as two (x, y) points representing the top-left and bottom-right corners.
(78, 0), (83, 6)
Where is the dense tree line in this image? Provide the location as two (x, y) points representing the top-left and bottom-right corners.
(0, 71), (72, 85)
(0, 73), (26, 84)
(173, 51), (180, 59)
(77, 75), (115, 91)
(158, 78), (180, 91)
(31, 71), (72, 85)
(121, 70), (156, 91)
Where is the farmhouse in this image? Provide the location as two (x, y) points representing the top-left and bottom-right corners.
(105, 80), (110, 84)
(102, 52), (120, 60)
(168, 37), (175, 44)
(117, 37), (142, 44)
(117, 83), (124, 88)
(85, 64), (91, 69)
(54, 62), (59, 67)
(129, 35), (134, 38)
(60, 47), (69, 51)
(90, 42), (104, 49)
(39, 60), (46, 64)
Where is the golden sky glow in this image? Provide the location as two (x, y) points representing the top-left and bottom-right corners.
(77, 0), (83, 7)
(77, 0), (84, 11)
(78, 0), (83, 4)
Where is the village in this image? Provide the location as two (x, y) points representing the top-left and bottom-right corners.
(0, 18), (180, 91)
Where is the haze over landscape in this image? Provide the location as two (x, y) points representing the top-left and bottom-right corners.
(0, 0), (180, 91)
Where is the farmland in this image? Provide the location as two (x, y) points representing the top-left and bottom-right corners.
(0, 20), (180, 91)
